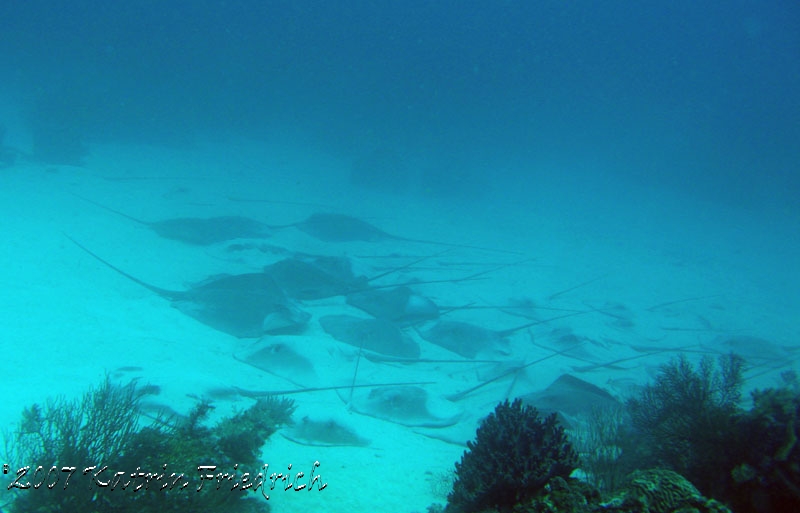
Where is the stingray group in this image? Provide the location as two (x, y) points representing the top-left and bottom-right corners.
(67, 233), (472, 343)
(65, 185), (689, 464)
(78, 191), (515, 255)
(67, 236), (309, 338)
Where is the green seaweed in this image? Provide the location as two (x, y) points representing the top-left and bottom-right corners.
(3, 377), (295, 513)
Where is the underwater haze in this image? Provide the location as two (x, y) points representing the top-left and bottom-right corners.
(2, 1), (798, 204)
(1, 1), (799, 512)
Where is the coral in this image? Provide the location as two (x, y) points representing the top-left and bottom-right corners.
(602, 469), (732, 513)
(729, 382), (800, 512)
(528, 476), (598, 513)
(4, 377), (295, 513)
(622, 353), (800, 512)
(435, 469), (732, 513)
(446, 398), (578, 513)
(624, 354), (745, 497)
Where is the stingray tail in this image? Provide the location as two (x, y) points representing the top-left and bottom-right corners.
(396, 235), (526, 255)
(500, 310), (594, 336)
(71, 193), (150, 227)
(364, 259), (529, 292)
(263, 221), (302, 230)
(64, 234), (180, 299)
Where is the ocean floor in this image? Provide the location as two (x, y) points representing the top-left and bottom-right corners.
(1, 137), (798, 512)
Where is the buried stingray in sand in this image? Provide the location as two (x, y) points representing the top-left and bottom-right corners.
(233, 340), (320, 387)
(281, 416), (370, 447)
(66, 236), (310, 338)
(341, 385), (463, 428)
(74, 194), (272, 245)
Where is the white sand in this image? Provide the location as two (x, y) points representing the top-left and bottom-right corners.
(1, 137), (797, 512)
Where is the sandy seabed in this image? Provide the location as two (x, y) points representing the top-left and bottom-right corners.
(1, 137), (797, 512)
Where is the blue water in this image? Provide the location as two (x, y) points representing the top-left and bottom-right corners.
(2, 1), (798, 204)
(1, 2), (799, 511)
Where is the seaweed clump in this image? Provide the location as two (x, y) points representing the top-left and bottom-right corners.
(623, 354), (800, 512)
(728, 372), (800, 512)
(624, 353), (745, 498)
(434, 468), (733, 513)
(3, 377), (296, 513)
(571, 404), (630, 494)
(446, 398), (578, 513)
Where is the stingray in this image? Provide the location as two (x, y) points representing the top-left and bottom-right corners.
(417, 320), (509, 359)
(319, 315), (421, 359)
(418, 311), (590, 359)
(344, 386), (462, 428)
(281, 416), (370, 447)
(67, 236), (310, 338)
(263, 250), (480, 302)
(345, 286), (440, 326)
(75, 194), (272, 245)
(531, 327), (612, 365)
(706, 335), (796, 362)
(233, 340), (319, 386)
(263, 255), (369, 300)
(446, 342), (587, 401)
(269, 212), (520, 254)
(519, 374), (621, 426)
(703, 335), (800, 379)
(339, 256), (528, 320)
(583, 301), (635, 328)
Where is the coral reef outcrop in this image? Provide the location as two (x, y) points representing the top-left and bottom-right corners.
(446, 398), (578, 513)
